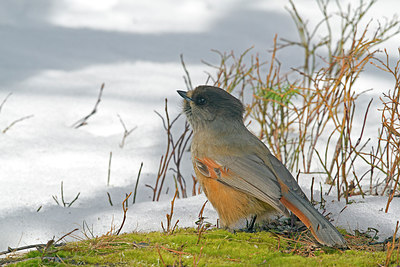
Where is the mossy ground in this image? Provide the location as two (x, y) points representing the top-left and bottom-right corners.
(2, 227), (398, 266)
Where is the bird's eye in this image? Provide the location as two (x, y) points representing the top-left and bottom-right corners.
(196, 97), (207, 105)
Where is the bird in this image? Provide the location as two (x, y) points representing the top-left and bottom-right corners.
(177, 85), (346, 247)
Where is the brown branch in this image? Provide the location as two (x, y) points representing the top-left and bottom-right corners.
(162, 189), (179, 234)
(116, 192), (132, 235)
(192, 175), (199, 196)
(155, 244), (167, 267)
(385, 221), (399, 266)
(151, 98), (192, 201)
(193, 246), (204, 267)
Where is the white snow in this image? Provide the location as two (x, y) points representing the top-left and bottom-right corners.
(0, 0), (399, 251)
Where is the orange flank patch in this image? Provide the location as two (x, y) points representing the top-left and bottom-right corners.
(193, 156), (277, 227)
(193, 161), (276, 227)
(194, 157), (230, 179)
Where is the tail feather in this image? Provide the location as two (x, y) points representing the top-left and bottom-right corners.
(280, 190), (346, 247)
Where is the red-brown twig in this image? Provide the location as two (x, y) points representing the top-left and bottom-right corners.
(147, 98), (192, 201)
(161, 189), (179, 234)
(116, 192), (132, 235)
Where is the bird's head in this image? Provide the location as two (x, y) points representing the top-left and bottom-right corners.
(177, 85), (244, 131)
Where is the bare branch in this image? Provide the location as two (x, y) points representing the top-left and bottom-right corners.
(180, 54), (193, 90)
(116, 192), (132, 235)
(107, 151), (112, 186)
(117, 114), (137, 148)
(2, 115), (34, 134)
(71, 83), (105, 128)
(0, 93), (12, 114)
(133, 162), (143, 204)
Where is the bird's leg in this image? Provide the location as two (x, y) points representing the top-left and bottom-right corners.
(290, 212), (296, 229)
(245, 215), (257, 233)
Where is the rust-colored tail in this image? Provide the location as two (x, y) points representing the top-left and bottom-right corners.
(280, 190), (346, 247)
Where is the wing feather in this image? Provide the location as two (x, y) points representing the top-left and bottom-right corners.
(196, 153), (289, 216)
(265, 153), (308, 201)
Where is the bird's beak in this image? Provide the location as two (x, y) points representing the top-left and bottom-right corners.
(177, 90), (193, 101)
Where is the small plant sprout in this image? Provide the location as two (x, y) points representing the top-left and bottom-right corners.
(52, 181), (80, 208)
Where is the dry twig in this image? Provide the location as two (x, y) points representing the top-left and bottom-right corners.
(0, 93), (12, 114)
(132, 162), (143, 204)
(146, 98), (192, 201)
(385, 221), (399, 266)
(161, 189), (179, 234)
(117, 114), (137, 148)
(116, 192), (132, 235)
(2, 114), (34, 134)
(71, 83), (105, 128)
(107, 151), (112, 186)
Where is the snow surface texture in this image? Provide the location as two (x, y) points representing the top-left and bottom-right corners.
(0, 0), (399, 250)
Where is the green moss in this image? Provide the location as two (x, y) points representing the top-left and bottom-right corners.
(2, 228), (397, 266)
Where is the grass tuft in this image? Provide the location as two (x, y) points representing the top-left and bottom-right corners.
(2, 228), (399, 266)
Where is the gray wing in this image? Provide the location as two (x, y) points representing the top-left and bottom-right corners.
(265, 153), (309, 201)
(206, 153), (290, 216)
